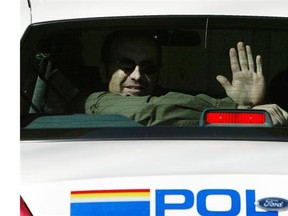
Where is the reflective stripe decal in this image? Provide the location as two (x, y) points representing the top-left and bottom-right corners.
(71, 189), (150, 216)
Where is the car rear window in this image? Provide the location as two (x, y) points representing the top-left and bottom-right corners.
(20, 15), (288, 140)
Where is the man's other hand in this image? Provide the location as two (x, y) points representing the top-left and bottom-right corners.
(253, 104), (288, 126)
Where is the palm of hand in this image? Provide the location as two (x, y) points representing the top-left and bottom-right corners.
(227, 70), (265, 106)
(217, 42), (265, 106)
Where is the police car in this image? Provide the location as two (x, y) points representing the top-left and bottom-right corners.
(20, 0), (288, 215)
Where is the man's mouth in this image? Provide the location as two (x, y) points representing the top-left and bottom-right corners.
(123, 85), (145, 95)
(125, 85), (142, 90)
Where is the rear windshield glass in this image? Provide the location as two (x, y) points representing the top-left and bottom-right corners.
(20, 16), (288, 140)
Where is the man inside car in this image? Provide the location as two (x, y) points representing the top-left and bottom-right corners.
(85, 30), (288, 126)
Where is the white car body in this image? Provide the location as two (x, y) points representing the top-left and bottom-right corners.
(20, 0), (288, 215)
(21, 0), (288, 34)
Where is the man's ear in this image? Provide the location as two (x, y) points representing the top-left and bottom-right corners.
(99, 62), (109, 84)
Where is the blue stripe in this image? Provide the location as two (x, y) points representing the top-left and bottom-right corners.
(71, 201), (150, 216)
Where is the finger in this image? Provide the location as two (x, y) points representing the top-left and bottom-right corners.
(266, 107), (281, 126)
(273, 109), (285, 125)
(256, 55), (263, 76)
(229, 48), (240, 73)
(277, 106), (288, 123)
(237, 42), (248, 71)
(282, 108), (288, 120)
(216, 75), (231, 91)
(270, 115), (281, 126)
(284, 111), (288, 124)
(246, 45), (255, 71)
(269, 105), (286, 126)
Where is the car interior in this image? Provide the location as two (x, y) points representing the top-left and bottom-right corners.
(20, 16), (288, 129)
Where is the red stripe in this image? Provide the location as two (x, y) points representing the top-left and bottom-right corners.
(71, 189), (150, 195)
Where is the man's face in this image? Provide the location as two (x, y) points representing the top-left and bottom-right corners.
(106, 37), (159, 96)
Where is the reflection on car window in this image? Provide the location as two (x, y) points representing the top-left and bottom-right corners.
(21, 16), (288, 134)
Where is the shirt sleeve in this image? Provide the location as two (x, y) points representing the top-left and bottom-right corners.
(85, 91), (237, 126)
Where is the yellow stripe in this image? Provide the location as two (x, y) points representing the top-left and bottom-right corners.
(71, 192), (150, 199)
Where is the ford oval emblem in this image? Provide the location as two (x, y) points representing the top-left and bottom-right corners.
(256, 197), (288, 211)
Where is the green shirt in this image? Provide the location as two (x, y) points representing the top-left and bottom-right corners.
(85, 91), (237, 126)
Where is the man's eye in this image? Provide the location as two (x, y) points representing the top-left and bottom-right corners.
(116, 59), (136, 73)
(120, 65), (135, 73)
(141, 64), (158, 74)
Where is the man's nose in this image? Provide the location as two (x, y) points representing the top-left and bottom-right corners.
(129, 66), (142, 80)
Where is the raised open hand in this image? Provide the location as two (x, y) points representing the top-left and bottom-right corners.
(216, 42), (265, 106)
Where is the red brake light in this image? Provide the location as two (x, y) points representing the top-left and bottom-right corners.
(200, 109), (272, 127)
(206, 112), (266, 124)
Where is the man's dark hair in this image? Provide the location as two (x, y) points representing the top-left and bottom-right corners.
(101, 30), (162, 64)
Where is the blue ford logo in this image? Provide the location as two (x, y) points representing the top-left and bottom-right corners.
(256, 197), (288, 211)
